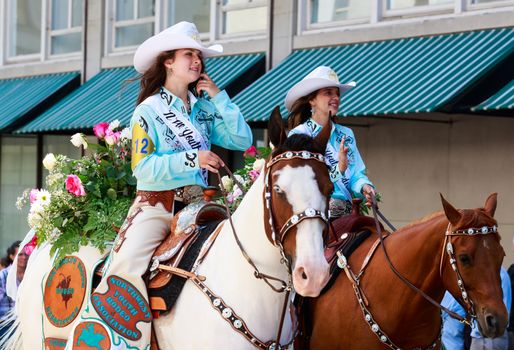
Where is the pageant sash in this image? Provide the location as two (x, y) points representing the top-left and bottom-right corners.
(143, 89), (209, 182)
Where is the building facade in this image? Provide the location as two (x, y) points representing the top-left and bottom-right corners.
(0, 0), (513, 264)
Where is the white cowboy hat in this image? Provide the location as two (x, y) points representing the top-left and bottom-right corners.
(284, 66), (356, 111)
(133, 21), (223, 74)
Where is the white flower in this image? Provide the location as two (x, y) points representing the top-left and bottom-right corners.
(42, 153), (57, 170)
(234, 174), (246, 186)
(36, 189), (52, 206)
(232, 187), (243, 199)
(120, 127), (131, 140)
(221, 175), (234, 192)
(30, 202), (45, 215)
(109, 119), (121, 131)
(70, 133), (88, 149)
(252, 158), (265, 171)
(28, 211), (42, 228)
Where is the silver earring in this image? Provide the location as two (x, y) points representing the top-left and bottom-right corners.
(310, 107), (315, 114)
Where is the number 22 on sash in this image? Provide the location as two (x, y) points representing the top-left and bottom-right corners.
(135, 138), (149, 154)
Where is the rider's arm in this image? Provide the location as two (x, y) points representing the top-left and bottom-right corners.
(209, 90), (253, 151)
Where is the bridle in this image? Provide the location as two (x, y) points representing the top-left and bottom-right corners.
(212, 149), (330, 350)
(440, 222), (499, 323)
(264, 150), (329, 271)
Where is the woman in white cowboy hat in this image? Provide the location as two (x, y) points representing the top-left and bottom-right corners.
(68, 21), (253, 349)
(286, 66), (375, 218)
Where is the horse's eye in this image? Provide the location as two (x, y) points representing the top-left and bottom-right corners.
(273, 184), (284, 195)
(458, 254), (472, 266)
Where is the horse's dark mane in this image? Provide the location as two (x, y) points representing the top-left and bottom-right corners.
(272, 134), (325, 156)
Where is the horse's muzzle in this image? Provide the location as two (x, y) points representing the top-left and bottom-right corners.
(477, 308), (508, 338)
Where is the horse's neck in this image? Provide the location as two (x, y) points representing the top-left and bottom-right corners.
(199, 174), (288, 282)
(378, 216), (449, 337)
(228, 175), (286, 273)
(390, 216), (449, 295)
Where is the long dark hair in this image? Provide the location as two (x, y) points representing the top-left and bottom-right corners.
(287, 91), (318, 130)
(136, 49), (205, 105)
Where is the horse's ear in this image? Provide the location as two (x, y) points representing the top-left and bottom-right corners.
(268, 106), (287, 147)
(483, 193), (498, 217)
(314, 113), (331, 150)
(440, 193), (462, 226)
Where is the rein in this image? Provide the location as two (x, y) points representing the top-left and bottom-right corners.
(217, 167), (291, 293)
(368, 193), (471, 325)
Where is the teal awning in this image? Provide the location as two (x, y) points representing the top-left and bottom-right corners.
(17, 53), (264, 133)
(0, 72), (79, 132)
(234, 28), (514, 122)
(472, 78), (514, 111)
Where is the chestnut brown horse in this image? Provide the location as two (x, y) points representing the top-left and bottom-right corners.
(305, 193), (507, 350)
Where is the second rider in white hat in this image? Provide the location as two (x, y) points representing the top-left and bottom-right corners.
(286, 66), (375, 218)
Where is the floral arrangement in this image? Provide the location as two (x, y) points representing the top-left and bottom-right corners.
(17, 120), (136, 263)
(218, 145), (270, 212)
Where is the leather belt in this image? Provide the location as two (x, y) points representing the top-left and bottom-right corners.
(137, 185), (204, 212)
(137, 190), (175, 212)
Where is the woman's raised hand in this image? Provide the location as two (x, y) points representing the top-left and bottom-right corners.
(338, 136), (349, 173)
(361, 184), (375, 207)
(196, 73), (221, 98)
(199, 150), (225, 173)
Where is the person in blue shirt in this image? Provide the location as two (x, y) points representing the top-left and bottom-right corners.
(70, 21), (252, 349)
(441, 267), (511, 350)
(286, 66), (375, 218)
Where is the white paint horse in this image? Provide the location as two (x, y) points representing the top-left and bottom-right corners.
(7, 107), (333, 349)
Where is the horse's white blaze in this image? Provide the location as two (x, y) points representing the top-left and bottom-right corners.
(275, 165), (330, 297)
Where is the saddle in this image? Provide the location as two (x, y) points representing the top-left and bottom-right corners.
(325, 199), (382, 269)
(91, 200), (229, 316)
(147, 202), (228, 314)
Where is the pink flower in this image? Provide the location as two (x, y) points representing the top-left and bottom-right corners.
(93, 122), (110, 139)
(104, 129), (121, 146)
(66, 175), (86, 197)
(243, 146), (258, 158)
(248, 170), (260, 182)
(22, 235), (37, 256)
(29, 189), (39, 204)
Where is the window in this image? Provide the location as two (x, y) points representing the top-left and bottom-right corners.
(50, 0), (83, 55)
(7, 0), (42, 57)
(0, 137), (37, 250)
(220, 0), (267, 35)
(166, 0), (210, 35)
(110, 0), (156, 50)
(310, 0), (370, 24)
(471, 0), (512, 3)
(386, 0), (452, 10)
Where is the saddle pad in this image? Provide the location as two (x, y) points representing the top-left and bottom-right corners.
(148, 219), (223, 314)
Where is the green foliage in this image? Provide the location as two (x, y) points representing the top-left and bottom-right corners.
(17, 123), (136, 263)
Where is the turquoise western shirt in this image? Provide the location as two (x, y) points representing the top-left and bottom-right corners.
(131, 87), (253, 191)
(288, 119), (373, 201)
